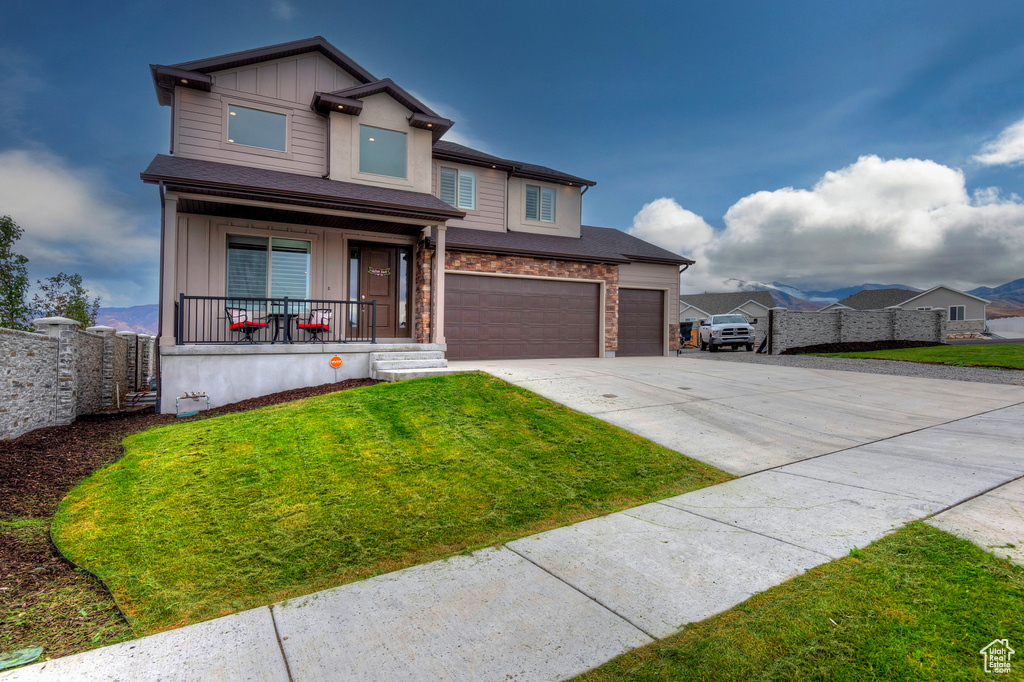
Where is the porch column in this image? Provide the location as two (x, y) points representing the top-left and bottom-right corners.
(433, 224), (446, 345)
(158, 193), (179, 347)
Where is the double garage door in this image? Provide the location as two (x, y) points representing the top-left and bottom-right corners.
(445, 274), (664, 361)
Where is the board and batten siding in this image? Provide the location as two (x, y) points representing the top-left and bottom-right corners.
(618, 262), (680, 357)
(174, 54), (357, 176)
(431, 161), (507, 232)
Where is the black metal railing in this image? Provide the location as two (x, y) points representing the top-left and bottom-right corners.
(176, 295), (376, 345)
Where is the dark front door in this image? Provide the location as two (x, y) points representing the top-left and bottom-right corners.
(358, 245), (397, 338)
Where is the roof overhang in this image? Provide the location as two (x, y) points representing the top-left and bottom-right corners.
(311, 92), (364, 116)
(901, 285), (990, 305)
(510, 169), (596, 188)
(325, 79), (454, 142)
(150, 65), (213, 107)
(430, 239), (631, 265)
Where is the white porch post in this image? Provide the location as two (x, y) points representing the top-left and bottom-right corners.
(433, 224), (446, 345)
(158, 193), (178, 347)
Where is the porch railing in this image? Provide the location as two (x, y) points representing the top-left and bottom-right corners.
(175, 295), (376, 345)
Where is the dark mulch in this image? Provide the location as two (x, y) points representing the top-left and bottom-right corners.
(1, 378), (381, 519)
(781, 340), (945, 355)
(1, 378), (380, 662)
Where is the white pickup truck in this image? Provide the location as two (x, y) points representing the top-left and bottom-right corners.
(698, 314), (756, 352)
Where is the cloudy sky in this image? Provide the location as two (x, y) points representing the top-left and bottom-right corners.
(2, 1), (1023, 305)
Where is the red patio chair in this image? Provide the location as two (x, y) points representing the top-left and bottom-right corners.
(297, 308), (332, 342)
(226, 307), (267, 343)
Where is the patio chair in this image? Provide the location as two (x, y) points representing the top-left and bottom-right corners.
(226, 307), (267, 344)
(297, 308), (332, 342)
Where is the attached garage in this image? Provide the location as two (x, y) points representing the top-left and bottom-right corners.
(445, 274), (601, 361)
(618, 288), (665, 356)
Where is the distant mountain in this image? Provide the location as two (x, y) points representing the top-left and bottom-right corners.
(969, 278), (1024, 310)
(96, 304), (158, 335)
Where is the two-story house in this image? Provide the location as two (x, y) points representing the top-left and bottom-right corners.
(143, 37), (692, 411)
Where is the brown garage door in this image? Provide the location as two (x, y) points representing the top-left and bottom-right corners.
(445, 274), (601, 361)
(618, 288), (664, 356)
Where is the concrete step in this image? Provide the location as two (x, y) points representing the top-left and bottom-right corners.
(369, 351), (445, 363)
(374, 367), (478, 382)
(373, 358), (448, 372)
(370, 343), (446, 353)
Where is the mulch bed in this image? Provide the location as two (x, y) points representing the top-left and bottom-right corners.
(1, 378), (380, 661)
(1, 378), (381, 519)
(781, 340), (945, 355)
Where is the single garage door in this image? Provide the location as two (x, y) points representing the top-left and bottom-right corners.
(618, 288), (664, 356)
(445, 274), (601, 361)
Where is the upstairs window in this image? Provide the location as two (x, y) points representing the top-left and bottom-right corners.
(525, 185), (555, 222)
(227, 105), (286, 152)
(439, 167), (476, 210)
(359, 125), (406, 178)
(949, 305), (965, 321)
(226, 236), (310, 301)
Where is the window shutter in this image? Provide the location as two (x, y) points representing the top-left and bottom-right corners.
(440, 167), (458, 206)
(226, 236), (268, 300)
(457, 171), (476, 210)
(540, 187), (555, 222)
(525, 185), (540, 221)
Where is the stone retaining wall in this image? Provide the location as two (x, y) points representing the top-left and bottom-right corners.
(768, 308), (947, 354)
(0, 318), (146, 440)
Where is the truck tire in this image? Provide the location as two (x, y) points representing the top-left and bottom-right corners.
(746, 343), (754, 351)
(699, 338), (707, 351)
(709, 343), (718, 353)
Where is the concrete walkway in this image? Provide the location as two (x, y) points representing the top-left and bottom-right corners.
(5, 360), (1024, 681)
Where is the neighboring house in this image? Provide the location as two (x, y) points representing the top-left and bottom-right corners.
(678, 291), (777, 344)
(818, 286), (988, 334)
(144, 37), (692, 409)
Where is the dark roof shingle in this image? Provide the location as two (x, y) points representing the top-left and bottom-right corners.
(831, 288), (919, 310)
(140, 154), (464, 221)
(434, 225), (693, 266)
(433, 141), (596, 186)
(679, 291), (777, 315)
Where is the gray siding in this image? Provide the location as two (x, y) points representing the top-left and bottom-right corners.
(174, 54), (355, 176)
(431, 161), (507, 232)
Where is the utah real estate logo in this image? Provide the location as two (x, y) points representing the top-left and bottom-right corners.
(980, 639), (1014, 674)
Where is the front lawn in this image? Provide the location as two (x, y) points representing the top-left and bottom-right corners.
(52, 373), (729, 634)
(574, 523), (1024, 681)
(814, 344), (1024, 370)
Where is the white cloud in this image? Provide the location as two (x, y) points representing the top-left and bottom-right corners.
(270, 0), (295, 21)
(974, 116), (1024, 166)
(629, 155), (1024, 292)
(0, 149), (159, 306)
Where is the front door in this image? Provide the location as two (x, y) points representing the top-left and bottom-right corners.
(358, 245), (397, 337)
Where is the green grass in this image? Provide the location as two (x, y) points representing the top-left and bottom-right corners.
(814, 344), (1024, 370)
(574, 523), (1024, 681)
(52, 373), (730, 634)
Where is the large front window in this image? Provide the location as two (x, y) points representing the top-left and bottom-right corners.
(359, 125), (407, 178)
(227, 105), (287, 152)
(226, 235), (310, 300)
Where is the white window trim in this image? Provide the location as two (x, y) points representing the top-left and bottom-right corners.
(440, 166), (476, 210)
(220, 97), (293, 159)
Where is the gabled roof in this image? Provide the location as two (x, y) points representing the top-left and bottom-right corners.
(901, 285), (990, 306)
(431, 225), (693, 266)
(831, 288), (919, 310)
(433, 141), (596, 187)
(679, 291), (777, 315)
(312, 79), (454, 142)
(140, 154), (464, 223)
(151, 37), (375, 106)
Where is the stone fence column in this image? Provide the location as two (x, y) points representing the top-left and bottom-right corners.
(86, 326), (117, 408)
(33, 316), (80, 426)
(117, 331), (139, 392)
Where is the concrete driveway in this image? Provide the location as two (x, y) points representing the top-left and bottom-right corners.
(451, 356), (1024, 475)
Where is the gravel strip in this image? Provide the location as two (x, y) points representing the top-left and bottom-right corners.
(678, 349), (1024, 386)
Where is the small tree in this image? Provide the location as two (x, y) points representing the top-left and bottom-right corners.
(32, 272), (101, 328)
(0, 215), (32, 331)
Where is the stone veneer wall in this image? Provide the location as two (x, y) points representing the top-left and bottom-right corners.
(444, 250), (620, 353)
(768, 309), (947, 354)
(1, 319), (139, 440)
(413, 239), (433, 344)
(0, 328), (58, 440)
